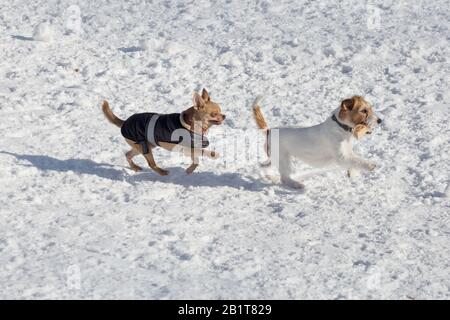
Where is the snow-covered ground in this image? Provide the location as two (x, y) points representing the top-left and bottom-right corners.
(0, 0), (449, 299)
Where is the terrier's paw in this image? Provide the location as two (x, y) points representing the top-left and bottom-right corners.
(367, 163), (377, 171)
(260, 160), (272, 167)
(347, 169), (361, 179)
(281, 177), (305, 190)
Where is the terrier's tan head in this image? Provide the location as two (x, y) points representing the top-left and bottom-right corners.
(338, 96), (382, 138)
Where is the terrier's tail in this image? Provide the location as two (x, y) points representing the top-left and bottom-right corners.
(252, 96), (271, 164)
(252, 95), (268, 130)
(102, 100), (124, 128)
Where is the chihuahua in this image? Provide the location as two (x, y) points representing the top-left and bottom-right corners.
(252, 95), (382, 189)
(102, 88), (225, 175)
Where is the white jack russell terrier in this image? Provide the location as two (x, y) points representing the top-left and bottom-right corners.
(252, 95), (382, 189)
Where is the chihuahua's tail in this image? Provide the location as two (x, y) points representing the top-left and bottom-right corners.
(252, 95), (268, 130)
(102, 100), (124, 128)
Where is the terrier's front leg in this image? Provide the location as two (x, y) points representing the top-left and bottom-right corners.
(358, 157), (376, 171)
(340, 155), (376, 172)
(347, 169), (354, 178)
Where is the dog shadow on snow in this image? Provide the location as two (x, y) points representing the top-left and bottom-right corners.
(1, 151), (266, 191)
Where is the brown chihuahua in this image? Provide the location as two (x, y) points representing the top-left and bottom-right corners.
(102, 88), (225, 175)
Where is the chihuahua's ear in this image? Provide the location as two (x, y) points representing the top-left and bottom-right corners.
(341, 98), (355, 111)
(193, 92), (206, 110)
(201, 88), (210, 102)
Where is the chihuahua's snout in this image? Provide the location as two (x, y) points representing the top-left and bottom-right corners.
(377, 118), (382, 124)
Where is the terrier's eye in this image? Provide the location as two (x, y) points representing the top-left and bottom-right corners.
(361, 109), (368, 114)
(211, 112), (217, 117)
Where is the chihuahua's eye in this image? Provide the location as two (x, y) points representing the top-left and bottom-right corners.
(361, 109), (368, 114)
(211, 112), (217, 117)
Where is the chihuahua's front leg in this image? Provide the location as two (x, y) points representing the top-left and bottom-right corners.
(186, 150), (199, 175)
(143, 150), (169, 176)
(201, 149), (219, 159)
(185, 149), (218, 174)
(159, 142), (219, 159)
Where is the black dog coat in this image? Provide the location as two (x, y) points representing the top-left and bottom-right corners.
(121, 113), (209, 154)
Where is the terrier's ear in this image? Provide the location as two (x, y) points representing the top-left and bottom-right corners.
(341, 98), (355, 111)
(193, 92), (205, 110)
(201, 88), (210, 102)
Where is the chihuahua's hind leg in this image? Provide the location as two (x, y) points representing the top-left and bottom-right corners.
(126, 148), (142, 172)
(125, 138), (168, 176)
(124, 139), (142, 172)
(143, 149), (169, 176)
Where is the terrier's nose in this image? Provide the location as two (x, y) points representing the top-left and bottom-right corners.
(377, 118), (382, 124)
(222, 114), (226, 120)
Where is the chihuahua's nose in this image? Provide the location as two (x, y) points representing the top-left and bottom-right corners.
(377, 118), (382, 124)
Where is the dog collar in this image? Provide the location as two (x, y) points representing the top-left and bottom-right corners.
(332, 114), (353, 133)
(180, 112), (191, 130)
(180, 112), (208, 135)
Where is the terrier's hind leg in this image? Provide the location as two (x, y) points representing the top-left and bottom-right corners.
(260, 159), (271, 167)
(260, 132), (271, 167)
(278, 155), (304, 189)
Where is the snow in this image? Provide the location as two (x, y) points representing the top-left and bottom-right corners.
(0, 0), (449, 299)
(32, 22), (55, 42)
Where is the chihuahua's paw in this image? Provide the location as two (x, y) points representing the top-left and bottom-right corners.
(206, 151), (220, 160)
(209, 151), (220, 160)
(366, 162), (377, 171)
(185, 165), (198, 175)
(156, 168), (169, 176)
(131, 165), (143, 172)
